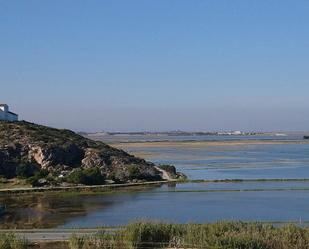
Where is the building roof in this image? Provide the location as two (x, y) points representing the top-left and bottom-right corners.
(8, 111), (18, 116)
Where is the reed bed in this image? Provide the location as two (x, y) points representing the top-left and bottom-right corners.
(0, 233), (28, 249)
(69, 221), (309, 249)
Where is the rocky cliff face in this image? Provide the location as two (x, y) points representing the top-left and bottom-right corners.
(0, 121), (163, 185)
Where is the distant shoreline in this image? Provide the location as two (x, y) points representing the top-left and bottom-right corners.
(83, 130), (309, 136)
(111, 139), (309, 148)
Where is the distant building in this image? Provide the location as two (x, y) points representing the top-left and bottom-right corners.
(0, 104), (18, 121)
(231, 131), (243, 135)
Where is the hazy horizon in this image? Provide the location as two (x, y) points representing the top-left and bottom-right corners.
(1, 1), (309, 132)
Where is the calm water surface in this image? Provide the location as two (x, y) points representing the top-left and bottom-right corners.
(117, 142), (309, 180)
(1, 135), (309, 228)
(2, 182), (309, 228)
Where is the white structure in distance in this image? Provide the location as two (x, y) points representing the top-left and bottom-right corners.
(0, 104), (18, 121)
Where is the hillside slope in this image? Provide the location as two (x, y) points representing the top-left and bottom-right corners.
(0, 121), (167, 186)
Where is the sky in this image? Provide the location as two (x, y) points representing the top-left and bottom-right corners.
(0, 0), (309, 132)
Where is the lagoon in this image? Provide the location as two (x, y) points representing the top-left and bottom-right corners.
(2, 181), (309, 229)
(1, 135), (309, 228)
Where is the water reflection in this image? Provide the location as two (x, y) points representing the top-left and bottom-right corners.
(0, 186), (158, 229)
(2, 182), (309, 229)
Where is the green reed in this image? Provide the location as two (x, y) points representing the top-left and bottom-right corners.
(69, 221), (309, 249)
(0, 234), (28, 249)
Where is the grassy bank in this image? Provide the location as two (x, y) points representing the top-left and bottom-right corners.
(69, 221), (309, 249)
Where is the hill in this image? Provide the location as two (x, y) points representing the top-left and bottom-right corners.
(0, 121), (175, 187)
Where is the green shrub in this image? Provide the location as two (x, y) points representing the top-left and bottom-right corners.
(26, 169), (49, 187)
(128, 165), (142, 180)
(16, 163), (38, 178)
(66, 169), (86, 185)
(67, 167), (105, 185)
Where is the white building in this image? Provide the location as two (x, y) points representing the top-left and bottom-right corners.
(0, 104), (18, 121)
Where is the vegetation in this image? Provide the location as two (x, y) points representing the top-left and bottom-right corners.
(26, 169), (50, 187)
(15, 163), (38, 179)
(0, 233), (28, 249)
(0, 121), (165, 187)
(128, 165), (142, 180)
(66, 167), (105, 185)
(69, 221), (309, 249)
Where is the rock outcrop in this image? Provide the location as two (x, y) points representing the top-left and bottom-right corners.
(0, 121), (164, 185)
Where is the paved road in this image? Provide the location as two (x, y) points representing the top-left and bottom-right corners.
(0, 228), (118, 242)
(0, 179), (176, 194)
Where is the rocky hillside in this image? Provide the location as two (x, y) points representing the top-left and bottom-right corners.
(0, 121), (174, 186)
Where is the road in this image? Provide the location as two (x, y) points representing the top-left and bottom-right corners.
(0, 179), (176, 194)
(0, 228), (118, 242)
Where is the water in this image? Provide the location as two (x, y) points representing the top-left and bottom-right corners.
(118, 142), (309, 180)
(60, 187), (309, 228)
(1, 135), (309, 228)
(2, 181), (309, 228)
(88, 133), (305, 143)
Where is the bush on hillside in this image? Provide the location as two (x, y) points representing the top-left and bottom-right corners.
(128, 165), (142, 180)
(16, 163), (38, 178)
(66, 167), (105, 185)
(26, 169), (49, 187)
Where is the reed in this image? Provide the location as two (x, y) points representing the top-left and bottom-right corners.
(0, 233), (28, 249)
(69, 221), (309, 249)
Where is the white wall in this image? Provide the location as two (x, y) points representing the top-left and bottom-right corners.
(0, 105), (8, 113)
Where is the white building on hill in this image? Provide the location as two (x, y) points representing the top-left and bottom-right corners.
(0, 104), (18, 121)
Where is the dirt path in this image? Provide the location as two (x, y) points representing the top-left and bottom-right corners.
(154, 166), (172, 180)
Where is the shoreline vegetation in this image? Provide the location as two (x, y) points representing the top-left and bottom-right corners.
(67, 221), (309, 249)
(3, 221), (309, 249)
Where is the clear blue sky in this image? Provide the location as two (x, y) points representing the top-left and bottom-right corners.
(1, 0), (308, 131)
